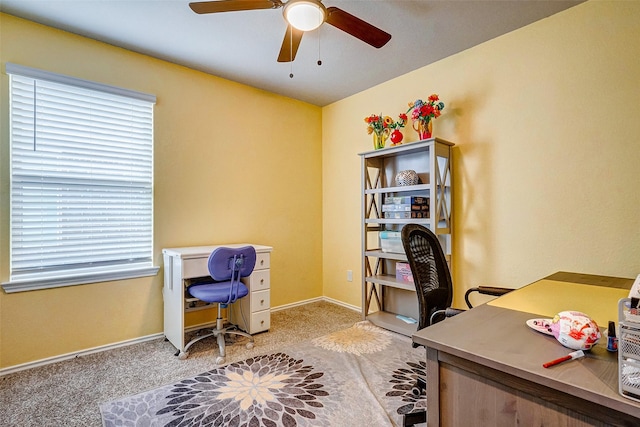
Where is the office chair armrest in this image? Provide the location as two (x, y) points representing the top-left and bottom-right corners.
(464, 286), (513, 308)
(477, 286), (513, 296)
(428, 307), (466, 326)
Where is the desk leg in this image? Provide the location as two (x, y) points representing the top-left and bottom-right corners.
(426, 347), (440, 427)
(163, 255), (185, 354)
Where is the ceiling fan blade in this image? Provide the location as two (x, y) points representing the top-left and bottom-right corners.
(277, 25), (304, 62)
(325, 7), (391, 48)
(189, 0), (279, 14)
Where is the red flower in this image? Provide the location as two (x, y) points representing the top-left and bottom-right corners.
(420, 105), (435, 116)
(407, 94), (445, 123)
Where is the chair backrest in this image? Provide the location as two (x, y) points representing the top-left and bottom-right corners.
(208, 246), (257, 282)
(401, 224), (453, 331)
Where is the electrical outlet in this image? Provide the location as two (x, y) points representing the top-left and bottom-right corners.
(347, 270), (353, 282)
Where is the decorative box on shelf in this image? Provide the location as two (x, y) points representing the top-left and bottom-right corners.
(382, 203), (430, 212)
(396, 262), (413, 283)
(382, 195), (430, 218)
(380, 237), (403, 253)
(384, 211), (429, 219)
(385, 196), (429, 205)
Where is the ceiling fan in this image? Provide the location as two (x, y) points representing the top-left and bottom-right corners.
(189, 0), (392, 62)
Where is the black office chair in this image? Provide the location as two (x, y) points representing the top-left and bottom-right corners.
(401, 223), (513, 330)
(399, 223), (512, 426)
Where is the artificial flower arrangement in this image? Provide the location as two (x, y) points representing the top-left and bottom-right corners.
(407, 94), (445, 140)
(364, 113), (408, 149)
(389, 113), (408, 145)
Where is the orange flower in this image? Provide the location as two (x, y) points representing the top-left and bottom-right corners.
(365, 112), (409, 134)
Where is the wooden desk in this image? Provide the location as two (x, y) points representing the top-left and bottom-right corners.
(412, 272), (639, 427)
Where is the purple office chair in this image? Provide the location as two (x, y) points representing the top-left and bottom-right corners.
(181, 246), (256, 364)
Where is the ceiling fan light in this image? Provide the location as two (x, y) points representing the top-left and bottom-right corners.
(284, 0), (326, 32)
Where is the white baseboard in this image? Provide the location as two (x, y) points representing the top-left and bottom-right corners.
(270, 296), (323, 312)
(270, 296), (360, 313)
(0, 332), (164, 377)
(0, 297), (361, 377)
(318, 296), (361, 313)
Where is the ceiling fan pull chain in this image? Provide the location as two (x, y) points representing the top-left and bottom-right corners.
(317, 26), (322, 66)
(289, 24), (294, 78)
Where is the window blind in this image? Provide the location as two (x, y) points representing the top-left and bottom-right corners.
(4, 63), (158, 292)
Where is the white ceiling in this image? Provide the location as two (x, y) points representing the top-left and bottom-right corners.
(0, 0), (583, 106)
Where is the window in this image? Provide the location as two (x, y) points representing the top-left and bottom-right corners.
(3, 63), (158, 293)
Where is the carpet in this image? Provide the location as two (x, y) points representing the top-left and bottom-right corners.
(99, 321), (426, 426)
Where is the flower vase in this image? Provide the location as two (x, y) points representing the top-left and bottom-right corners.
(390, 129), (403, 146)
(413, 119), (433, 140)
(372, 129), (389, 150)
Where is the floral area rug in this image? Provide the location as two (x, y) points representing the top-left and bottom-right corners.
(99, 321), (426, 426)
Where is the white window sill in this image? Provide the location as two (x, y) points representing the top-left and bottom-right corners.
(1, 265), (160, 293)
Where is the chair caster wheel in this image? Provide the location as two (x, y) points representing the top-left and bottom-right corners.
(246, 342), (254, 350)
(216, 356), (225, 365)
(178, 351), (189, 360)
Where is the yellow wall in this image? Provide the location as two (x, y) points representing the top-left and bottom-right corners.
(2, 0), (639, 370)
(0, 14), (323, 368)
(322, 0), (640, 308)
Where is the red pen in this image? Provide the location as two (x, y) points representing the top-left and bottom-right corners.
(543, 350), (585, 368)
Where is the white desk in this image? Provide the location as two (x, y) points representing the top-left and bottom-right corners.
(162, 244), (273, 356)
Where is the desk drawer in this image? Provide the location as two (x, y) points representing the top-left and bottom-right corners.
(182, 258), (209, 279)
(251, 290), (270, 312)
(251, 310), (270, 332)
(249, 269), (270, 291)
(182, 250), (268, 279)
(255, 252), (270, 270)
